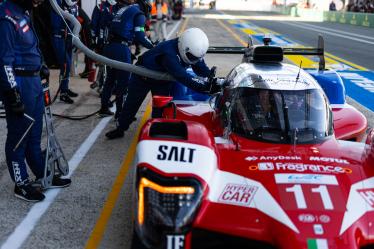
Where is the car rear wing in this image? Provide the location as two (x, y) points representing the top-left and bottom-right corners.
(207, 35), (326, 70)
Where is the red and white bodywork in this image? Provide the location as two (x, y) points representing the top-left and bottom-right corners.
(132, 52), (372, 249)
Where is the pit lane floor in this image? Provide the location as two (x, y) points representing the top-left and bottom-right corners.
(0, 8), (373, 249)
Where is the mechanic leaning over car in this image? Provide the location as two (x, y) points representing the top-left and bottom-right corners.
(51, 0), (79, 104)
(98, 0), (154, 119)
(106, 27), (223, 139)
(0, 0), (71, 202)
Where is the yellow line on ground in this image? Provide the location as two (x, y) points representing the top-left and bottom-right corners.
(84, 18), (190, 249)
(285, 54), (318, 69)
(84, 104), (152, 249)
(217, 18), (368, 71)
(325, 52), (368, 70)
(179, 16), (190, 35)
(216, 19), (247, 47)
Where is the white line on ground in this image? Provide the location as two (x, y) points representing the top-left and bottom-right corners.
(0, 19), (182, 249)
(166, 19), (182, 39)
(1, 115), (112, 249)
(282, 22), (374, 46)
(290, 22), (374, 41)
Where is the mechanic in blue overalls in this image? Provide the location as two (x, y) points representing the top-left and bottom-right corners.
(106, 28), (222, 139)
(51, 0), (79, 104)
(98, 0), (154, 118)
(90, 0), (118, 90)
(91, 0), (118, 54)
(0, 0), (71, 202)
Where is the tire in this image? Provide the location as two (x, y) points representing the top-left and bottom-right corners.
(130, 229), (148, 249)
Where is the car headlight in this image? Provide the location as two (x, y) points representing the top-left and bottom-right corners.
(135, 168), (203, 247)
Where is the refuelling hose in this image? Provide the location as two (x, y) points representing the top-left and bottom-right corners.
(1, 1), (179, 120)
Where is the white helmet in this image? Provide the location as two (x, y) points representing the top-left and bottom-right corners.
(178, 28), (209, 65)
(64, 0), (77, 6)
(107, 0), (117, 5)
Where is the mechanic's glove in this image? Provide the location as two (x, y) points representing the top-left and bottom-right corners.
(153, 40), (160, 46)
(209, 78), (222, 94)
(5, 88), (24, 117)
(131, 53), (137, 62)
(40, 64), (50, 81)
(208, 78), (226, 94)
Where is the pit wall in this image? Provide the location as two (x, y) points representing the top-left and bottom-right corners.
(272, 6), (374, 28)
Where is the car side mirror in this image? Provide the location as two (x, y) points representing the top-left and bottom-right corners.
(152, 96), (173, 108)
(363, 128), (374, 167)
(152, 96), (176, 119)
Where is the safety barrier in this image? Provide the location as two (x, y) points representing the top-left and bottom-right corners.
(323, 11), (374, 28)
(272, 6), (374, 28)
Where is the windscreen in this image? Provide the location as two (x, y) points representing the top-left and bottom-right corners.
(229, 88), (333, 144)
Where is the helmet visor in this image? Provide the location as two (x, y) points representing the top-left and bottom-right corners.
(186, 52), (201, 64)
(229, 88), (333, 143)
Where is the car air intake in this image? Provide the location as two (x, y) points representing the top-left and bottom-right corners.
(252, 46), (284, 63)
(149, 121), (188, 140)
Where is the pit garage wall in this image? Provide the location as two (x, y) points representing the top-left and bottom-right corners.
(81, 0), (98, 17)
(272, 5), (374, 28)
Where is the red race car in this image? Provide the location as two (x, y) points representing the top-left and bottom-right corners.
(130, 37), (373, 249)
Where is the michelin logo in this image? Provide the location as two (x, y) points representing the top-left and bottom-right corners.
(4, 66), (17, 88)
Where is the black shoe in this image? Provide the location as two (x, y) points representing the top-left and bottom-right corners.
(60, 93), (74, 104)
(106, 128), (124, 139)
(14, 184), (45, 202)
(90, 82), (98, 89)
(49, 175), (71, 189)
(98, 108), (114, 117)
(79, 71), (89, 78)
(67, 89), (78, 98)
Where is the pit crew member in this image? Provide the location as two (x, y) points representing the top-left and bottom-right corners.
(98, 0), (154, 118)
(51, 0), (79, 104)
(106, 27), (223, 139)
(0, 0), (71, 202)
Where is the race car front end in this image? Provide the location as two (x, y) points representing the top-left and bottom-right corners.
(134, 166), (204, 248)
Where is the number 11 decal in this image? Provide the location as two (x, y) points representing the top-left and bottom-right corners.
(286, 184), (334, 210)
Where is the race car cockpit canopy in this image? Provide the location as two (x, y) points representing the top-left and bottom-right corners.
(216, 64), (334, 144)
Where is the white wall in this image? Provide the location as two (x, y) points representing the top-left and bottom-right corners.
(81, 0), (98, 17)
(215, 0), (274, 11)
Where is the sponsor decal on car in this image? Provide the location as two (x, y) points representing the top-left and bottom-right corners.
(166, 235), (185, 249)
(218, 183), (258, 207)
(307, 238), (329, 249)
(249, 162), (352, 174)
(245, 155), (302, 161)
(298, 214), (331, 224)
(309, 156), (349, 165)
(313, 224), (324, 235)
(357, 188), (374, 208)
(157, 145), (196, 163)
(275, 174), (338, 185)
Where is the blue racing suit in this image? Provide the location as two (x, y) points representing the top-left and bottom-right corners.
(0, 1), (44, 185)
(91, 1), (119, 53)
(50, 0), (78, 93)
(116, 38), (211, 131)
(101, 3), (154, 116)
